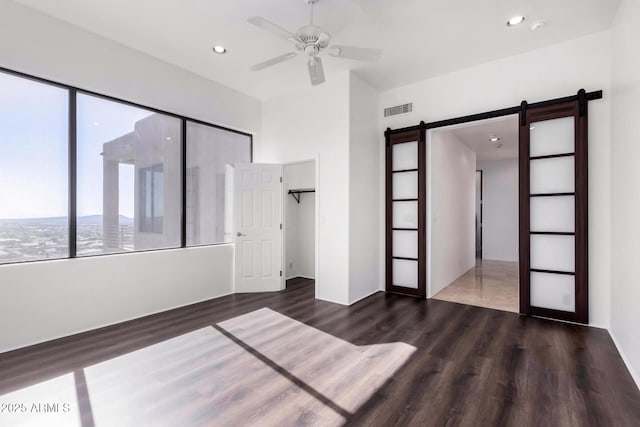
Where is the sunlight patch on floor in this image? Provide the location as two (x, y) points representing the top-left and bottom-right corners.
(0, 373), (81, 427)
(0, 308), (415, 426)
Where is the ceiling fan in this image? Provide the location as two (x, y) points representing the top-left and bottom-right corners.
(248, 0), (382, 85)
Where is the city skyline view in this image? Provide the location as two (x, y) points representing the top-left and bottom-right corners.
(0, 215), (136, 264)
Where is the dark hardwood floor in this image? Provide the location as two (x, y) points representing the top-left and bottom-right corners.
(0, 277), (639, 426)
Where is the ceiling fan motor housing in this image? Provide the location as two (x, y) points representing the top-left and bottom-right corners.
(304, 45), (319, 56)
(296, 24), (331, 56)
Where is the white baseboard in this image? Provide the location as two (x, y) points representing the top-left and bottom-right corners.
(349, 288), (383, 305)
(316, 295), (349, 306)
(285, 275), (315, 281)
(609, 329), (640, 391)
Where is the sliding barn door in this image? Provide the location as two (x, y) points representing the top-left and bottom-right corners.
(386, 127), (426, 298)
(519, 95), (588, 323)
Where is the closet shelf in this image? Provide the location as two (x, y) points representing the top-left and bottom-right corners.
(288, 188), (315, 204)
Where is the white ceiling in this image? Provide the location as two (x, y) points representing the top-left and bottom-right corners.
(439, 115), (519, 161)
(14, 0), (620, 100)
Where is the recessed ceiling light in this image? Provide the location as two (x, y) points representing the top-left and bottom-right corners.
(93, 122), (100, 126)
(490, 136), (500, 142)
(507, 16), (525, 27)
(165, 136), (172, 141)
(213, 45), (227, 54)
(530, 20), (547, 31)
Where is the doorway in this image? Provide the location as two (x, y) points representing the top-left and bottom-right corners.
(385, 90), (595, 324)
(283, 160), (316, 291)
(429, 115), (520, 313)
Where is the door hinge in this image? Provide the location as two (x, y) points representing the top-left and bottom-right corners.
(280, 176), (282, 183)
(280, 223), (282, 230)
(280, 270), (282, 277)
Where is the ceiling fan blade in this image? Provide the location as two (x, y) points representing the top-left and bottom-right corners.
(307, 57), (325, 86)
(250, 52), (298, 71)
(328, 45), (383, 62)
(248, 17), (297, 41)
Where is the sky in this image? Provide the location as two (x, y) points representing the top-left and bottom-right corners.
(76, 92), (151, 218)
(0, 71), (152, 219)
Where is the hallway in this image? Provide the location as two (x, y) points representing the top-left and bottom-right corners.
(433, 260), (518, 313)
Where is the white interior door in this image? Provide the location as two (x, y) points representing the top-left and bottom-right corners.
(234, 163), (283, 293)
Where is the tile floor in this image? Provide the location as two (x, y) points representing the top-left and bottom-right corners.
(433, 259), (519, 313)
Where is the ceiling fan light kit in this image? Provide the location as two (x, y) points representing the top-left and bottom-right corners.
(248, 0), (382, 85)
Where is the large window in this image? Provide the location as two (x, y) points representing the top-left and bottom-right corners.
(76, 94), (182, 256)
(186, 122), (252, 246)
(0, 72), (69, 264)
(0, 69), (252, 264)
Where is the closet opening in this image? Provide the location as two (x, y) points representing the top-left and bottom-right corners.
(282, 160), (316, 292)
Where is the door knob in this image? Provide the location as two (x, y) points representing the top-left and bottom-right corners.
(236, 232), (246, 237)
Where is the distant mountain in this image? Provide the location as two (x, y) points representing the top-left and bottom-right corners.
(77, 215), (102, 224)
(0, 215), (134, 224)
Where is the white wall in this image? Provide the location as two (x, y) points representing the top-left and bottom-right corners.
(0, 246), (234, 353)
(380, 30), (612, 327)
(428, 131), (476, 296)
(0, 1), (260, 351)
(477, 158), (519, 262)
(258, 72), (350, 304)
(283, 161), (315, 280)
(259, 71), (381, 305)
(610, 0), (640, 387)
(348, 74), (381, 303)
(0, 1), (260, 133)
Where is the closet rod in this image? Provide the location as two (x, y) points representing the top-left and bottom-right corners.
(288, 188), (315, 204)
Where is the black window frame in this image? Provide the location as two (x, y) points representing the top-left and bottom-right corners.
(0, 65), (253, 265)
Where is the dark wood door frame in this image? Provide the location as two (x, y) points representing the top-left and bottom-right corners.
(385, 124), (427, 298)
(385, 90), (599, 324)
(519, 94), (589, 323)
(476, 170), (483, 259)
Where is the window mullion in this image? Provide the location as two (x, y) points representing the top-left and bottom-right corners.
(69, 89), (77, 259)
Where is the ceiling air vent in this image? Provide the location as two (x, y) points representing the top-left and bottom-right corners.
(384, 103), (413, 117)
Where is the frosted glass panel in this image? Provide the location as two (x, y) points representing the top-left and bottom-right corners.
(393, 171), (418, 199)
(530, 156), (574, 194)
(392, 142), (418, 171)
(531, 272), (575, 312)
(393, 201), (418, 228)
(530, 196), (575, 232)
(531, 235), (575, 272)
(393, 230), (418, 259)
(530, 116), (575, 157)
(393, 259), (418, 288)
